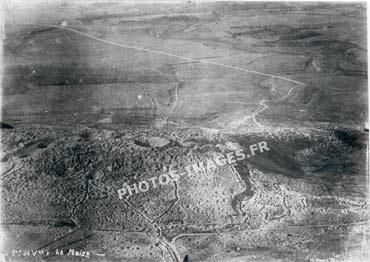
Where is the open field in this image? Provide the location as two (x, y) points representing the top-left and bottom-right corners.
(1, 1), (368, 262)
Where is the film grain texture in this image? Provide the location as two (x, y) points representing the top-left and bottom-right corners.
(0, 1), (369, 262)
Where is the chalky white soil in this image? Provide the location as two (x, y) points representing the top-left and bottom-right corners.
(1, 1), (368, 262)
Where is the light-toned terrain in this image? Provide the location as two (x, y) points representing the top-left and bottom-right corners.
(1, 1), (368, 262)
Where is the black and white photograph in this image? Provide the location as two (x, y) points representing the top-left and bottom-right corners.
(0, 0), (369, 261)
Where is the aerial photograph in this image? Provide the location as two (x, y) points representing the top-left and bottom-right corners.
(0, 0), (369, 261)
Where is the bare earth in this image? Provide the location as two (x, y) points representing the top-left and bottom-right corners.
(1, 1), (369, 262)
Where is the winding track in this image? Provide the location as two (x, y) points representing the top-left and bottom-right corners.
(20, 22), (305, 129)
(17, 22), (307, 261)
(226, 83), (297, 128)
(21, 22), (306, 86)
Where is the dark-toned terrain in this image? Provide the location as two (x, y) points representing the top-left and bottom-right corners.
(1, 1), (369, 262)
